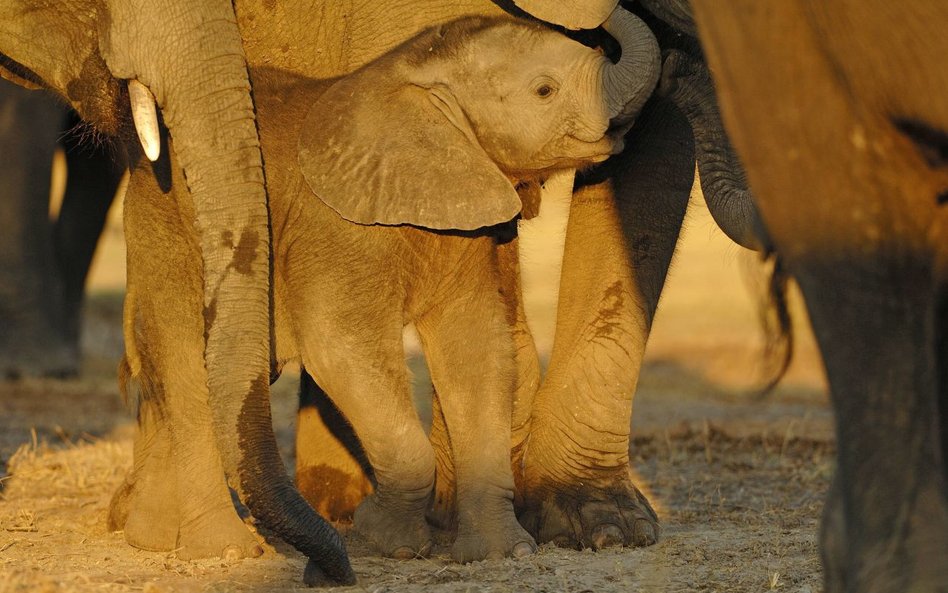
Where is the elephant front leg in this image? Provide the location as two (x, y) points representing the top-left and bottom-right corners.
(428, 235), (541, 536)
(0, 85), (77, 379)
(416, 275), (536, 562)
(516, 99), (693, 549)
(110, 165), (263, 561)
(295, 316), (435, 559)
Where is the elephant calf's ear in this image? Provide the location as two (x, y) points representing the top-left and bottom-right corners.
(298, 70), (521, 230)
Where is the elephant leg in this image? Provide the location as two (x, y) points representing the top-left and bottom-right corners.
(427, 390), (456, 532)
(415, 251), (536, 562)
(0, 83), (76, 378)
(427, 235), (541, 535)
(108, 384), (179, 551)
(54, 117), (125, 345)
(297, 313), (435, 559)
(295, 371), (374, 523)
(796, 259), (948, 593)
(117, 163), (262, 560)
(819, 473), (847, 593)
(516, 98), (693, 549)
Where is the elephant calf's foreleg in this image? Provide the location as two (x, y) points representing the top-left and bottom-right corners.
(416, 273), (536, 562)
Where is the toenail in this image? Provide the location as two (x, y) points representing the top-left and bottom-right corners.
(632, 519), (657, 546)
(512, 541), (535, 558)
(221, 545), (242, 562)
(591, 524), (624, 550)
(391, 546), (417, 559)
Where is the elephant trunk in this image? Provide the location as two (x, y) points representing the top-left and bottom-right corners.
(103, 1), (354, 585)
(601, 7), (662, 127)
(660, 47), (769, 251)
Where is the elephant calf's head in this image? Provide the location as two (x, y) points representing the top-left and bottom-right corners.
(299, 8), (659, 231)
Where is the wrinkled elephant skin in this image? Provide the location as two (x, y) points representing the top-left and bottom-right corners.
(127, 11), (658, 564)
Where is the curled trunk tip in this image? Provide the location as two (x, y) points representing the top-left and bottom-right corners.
(602, 7), (661, 124)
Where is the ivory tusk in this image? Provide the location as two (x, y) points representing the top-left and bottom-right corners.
(128, 79), (160, 161)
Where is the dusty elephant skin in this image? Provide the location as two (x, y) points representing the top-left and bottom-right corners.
(692, 1), (948, 592)
(0, 80), (124, 380)
(0, 0), (354, 585)
(266, 0), (751, 552)
(122, 10), (659, 568)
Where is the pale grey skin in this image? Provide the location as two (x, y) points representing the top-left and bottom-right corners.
(694, 2), (948, 592)
(124, 12), (659, 564)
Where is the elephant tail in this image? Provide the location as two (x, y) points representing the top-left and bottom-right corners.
(751, 252), (794, 398)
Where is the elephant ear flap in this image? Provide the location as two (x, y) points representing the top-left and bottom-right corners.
(298, 74), (521, 230)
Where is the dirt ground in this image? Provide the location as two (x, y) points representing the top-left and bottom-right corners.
(0, 191), (833, 592)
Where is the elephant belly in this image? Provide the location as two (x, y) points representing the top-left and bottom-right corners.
(238, 0), (507, 78)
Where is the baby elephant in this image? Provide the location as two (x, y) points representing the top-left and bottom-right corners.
(120, 7), (659, 567)
(261, 9), (659, 560)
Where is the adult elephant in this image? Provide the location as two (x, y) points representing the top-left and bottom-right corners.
(0, 0), (354, 585)
(691, 2), (948, 592)
(0, 79), (124, 380)
(262, 0), (766, 549)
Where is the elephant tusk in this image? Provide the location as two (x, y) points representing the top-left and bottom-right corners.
(128, 79), (160, 162)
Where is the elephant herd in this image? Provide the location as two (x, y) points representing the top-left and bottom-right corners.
(1, 0), (945, 591)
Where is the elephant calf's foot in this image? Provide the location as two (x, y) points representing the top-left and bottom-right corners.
(354, 493), (433, 558)
(517, 473), (659, 550)
(452, 512), (536, 562)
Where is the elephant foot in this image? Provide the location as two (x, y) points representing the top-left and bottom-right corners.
(106, 478), (134, 533)
(111, 471), (262, 560)
(354, 493), (432, 558)
(821, 476), (948, 593)
(175, 503), (264, 561)
(517, 469), (659, 550)
(452, 511), (536, 562)
(114, 474), (180, 552)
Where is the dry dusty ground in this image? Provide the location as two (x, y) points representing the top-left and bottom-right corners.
(0, 192), (833, 592)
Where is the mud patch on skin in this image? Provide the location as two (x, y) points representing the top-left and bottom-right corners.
(221, 229), (260, 275)
(297, 464), (374, 522)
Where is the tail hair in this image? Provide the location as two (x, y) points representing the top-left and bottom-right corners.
(751, 251), (794, 397)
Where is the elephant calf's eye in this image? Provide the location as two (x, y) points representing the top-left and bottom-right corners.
(535, 84), (556, 99)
